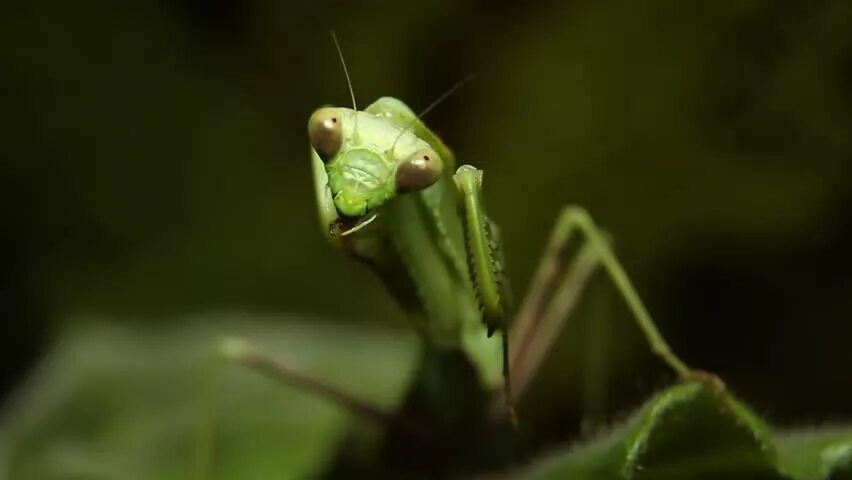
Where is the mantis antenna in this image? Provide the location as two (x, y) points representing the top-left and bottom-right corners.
(330, 30), (359, 138)
(390, 74), (475, 154)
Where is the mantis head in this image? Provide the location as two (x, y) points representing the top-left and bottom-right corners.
(308, 106), (443, 219)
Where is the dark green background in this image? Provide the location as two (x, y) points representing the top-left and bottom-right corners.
(3, 0), (851, 447)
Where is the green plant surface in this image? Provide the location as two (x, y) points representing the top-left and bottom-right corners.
(776, 427), (852, 480)
(500, 382), (852, 480)
(4, 320), (851, 480)
(0, 316), (419, 480)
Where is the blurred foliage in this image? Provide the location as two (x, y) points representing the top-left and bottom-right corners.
(0, 317), (419, 479)
(3, 325), (850, 479)
(2, 0), (852, 477)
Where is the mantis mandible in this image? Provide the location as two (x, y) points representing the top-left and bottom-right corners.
(220, 34), (705, 477)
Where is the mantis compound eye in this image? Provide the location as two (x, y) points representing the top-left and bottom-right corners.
(395, 148), (442, 193)
(308, 107), (343, 161)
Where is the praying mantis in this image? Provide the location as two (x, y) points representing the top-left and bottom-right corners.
(221, 35), (715, 478)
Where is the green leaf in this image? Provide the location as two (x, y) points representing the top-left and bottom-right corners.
(0, 316), (419, 480)
(499, 381), (852, 480)
(776, 427), (852, 480)
(5, 321), (852, 480)
(504, 381), (783, 480)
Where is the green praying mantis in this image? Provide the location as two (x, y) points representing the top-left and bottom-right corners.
(218, 34), (717, 478)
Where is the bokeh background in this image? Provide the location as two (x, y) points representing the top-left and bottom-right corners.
(2, 0), (852, 477)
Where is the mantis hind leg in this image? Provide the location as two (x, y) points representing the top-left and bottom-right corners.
(192, 337), (426, 480)
(502, 206), (702, 414)
(542, 206), (691, 376)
